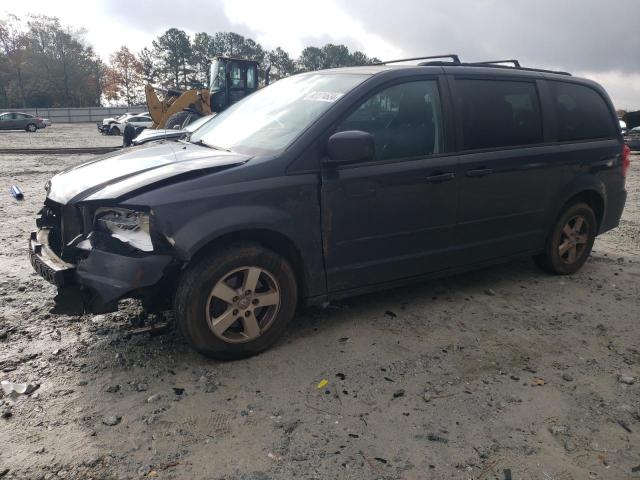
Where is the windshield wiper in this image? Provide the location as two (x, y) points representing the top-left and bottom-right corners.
(191, 139), (231, 152)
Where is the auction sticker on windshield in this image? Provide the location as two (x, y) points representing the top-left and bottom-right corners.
(304, 91), (344, 102)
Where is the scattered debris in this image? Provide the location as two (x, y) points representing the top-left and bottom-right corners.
(393, 389), (405, 398)
(172, 387), (185, 396)
(562, 373), (574, 382)
(619, 375), (635, 385)
(9, 185), (23, 200)
(267, 452), (282, 461)
(102, 415), (121, 426)
(427, 433), (448, 444)
(146, 394), (163, 403)
(1, 381), (39, 397)
(335, 373), (346, 380)
(373, 457), (388, 464)
(532, 377), (546, 386)
(503, 468), (513, 480)
(616, 419), (632, 433)
(485, 288), (496, 296)
(384, 310), (397, 318)
(316, 379), (328, 389)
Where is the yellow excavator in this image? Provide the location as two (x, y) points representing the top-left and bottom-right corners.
(145, 56), (269, 129)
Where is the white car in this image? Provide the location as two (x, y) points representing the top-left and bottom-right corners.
(98, 112), (147, 134)
(108, 114), (153, 136)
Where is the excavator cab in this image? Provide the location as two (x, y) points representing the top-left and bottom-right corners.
(145, 56), (269, 129)
(209, 57), (264, 112)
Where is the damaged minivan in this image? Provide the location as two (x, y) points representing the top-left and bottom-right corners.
(30, 56), (629, 359)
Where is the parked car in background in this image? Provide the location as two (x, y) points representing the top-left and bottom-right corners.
(620, 119), (628, 135)
(132, 113), (215, 145)
(0, 112), (46, 132)
(624, 126), (640, 150)
(107, 114), (153, 136)
(97, 112), (148, 134)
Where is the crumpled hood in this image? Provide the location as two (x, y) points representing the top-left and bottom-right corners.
(47, 142), (249, 205)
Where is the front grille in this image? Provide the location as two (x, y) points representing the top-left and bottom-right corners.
(38, 201), (83, 261)
(38, 203), (63, 256)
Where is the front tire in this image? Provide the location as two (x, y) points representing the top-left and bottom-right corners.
(534, 202), (597, 275)
(174, 244), (298, 360)
(109, 126), (121, 136)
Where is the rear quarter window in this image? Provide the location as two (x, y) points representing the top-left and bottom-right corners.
(550, 82), (615, 142)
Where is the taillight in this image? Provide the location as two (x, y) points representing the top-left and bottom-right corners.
(622, 144), (631, 178)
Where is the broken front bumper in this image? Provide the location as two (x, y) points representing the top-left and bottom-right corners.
(29, 229), (173, 315)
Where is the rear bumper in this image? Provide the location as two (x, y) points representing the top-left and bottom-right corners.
(29, 229), (173, 314)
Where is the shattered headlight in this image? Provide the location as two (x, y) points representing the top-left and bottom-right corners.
(94, 207), (153, 252)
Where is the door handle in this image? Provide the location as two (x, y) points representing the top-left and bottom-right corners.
(425, 172), (455, 183)
(466, 168), (494, 177)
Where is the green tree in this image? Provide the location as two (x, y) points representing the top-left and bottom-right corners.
(26, 15), (102, 107)
(0, 15), (29, 107)
(152, 28), (192, 89)
(267, 47), (295, 81)
(297, 46), (324, 72)
(138, 47), (158, 84)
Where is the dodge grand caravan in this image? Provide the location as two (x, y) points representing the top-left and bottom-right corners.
(29, 55), (629, 359)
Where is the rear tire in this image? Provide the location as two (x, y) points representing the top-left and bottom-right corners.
(26, 123), (37, 132)
(174, 244), (298, 360)
(533, 202), (597, 275)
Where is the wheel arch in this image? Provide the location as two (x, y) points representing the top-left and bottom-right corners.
(548, 175), (607, 233)
(184, 228), (310, 301)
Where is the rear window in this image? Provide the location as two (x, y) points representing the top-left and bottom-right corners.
(550, 82), (615, 141)
(455, 79), (543, 150)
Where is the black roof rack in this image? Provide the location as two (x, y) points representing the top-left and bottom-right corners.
(372, 54), (571, 76)
(375, 54), (461, 65)
(470, 59), (521, 68)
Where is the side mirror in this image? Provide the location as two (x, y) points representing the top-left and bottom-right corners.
(326, 130), (375, 165)
(173, 124), (181, 130)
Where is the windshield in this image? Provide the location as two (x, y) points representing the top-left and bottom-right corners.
(185, 114), (215, 133)
(190, 73), (368, 155)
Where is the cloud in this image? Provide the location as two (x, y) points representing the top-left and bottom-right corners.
(4, 0), (640, 108)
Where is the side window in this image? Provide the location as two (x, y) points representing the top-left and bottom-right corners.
(0, 114), (9, 122)
(550, 82), (615, 141)
(229, 63), (243, 88)
(14, 113), (26, 119)
(247, 67), (256, 89)
(336, 80), (444, 161)
(455, 79), (543, 150)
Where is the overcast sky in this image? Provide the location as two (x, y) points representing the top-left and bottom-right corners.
(4, 0), (640, 109)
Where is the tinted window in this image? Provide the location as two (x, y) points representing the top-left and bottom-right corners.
(247, 67), (256, 89)
(550, 82), (615, 141)
(456, 79), (543, 150)
(337, 80), (444, 161)
(230, 63), (243, 88)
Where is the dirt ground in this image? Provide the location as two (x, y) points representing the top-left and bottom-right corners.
(0, 124), (638, 480)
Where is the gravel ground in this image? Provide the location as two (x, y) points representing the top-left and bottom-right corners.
(0, 123), (122, 149)
(0, 125), (639, 480)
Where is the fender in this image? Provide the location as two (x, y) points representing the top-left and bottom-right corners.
(169, 204), (297, 262)
(543, 173), (606, 229)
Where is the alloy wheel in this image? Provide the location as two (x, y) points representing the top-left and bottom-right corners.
(558, 214), (589, 264)
(205, 266), (281, 343)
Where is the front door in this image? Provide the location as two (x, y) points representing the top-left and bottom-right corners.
(321, 78), (459, 292)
